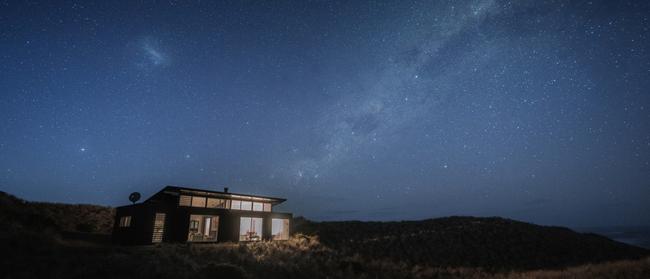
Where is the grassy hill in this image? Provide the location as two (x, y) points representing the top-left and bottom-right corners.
(0, 191), (648, 278)
(292, 217), (649, 271)
(0, 191), (114, 234)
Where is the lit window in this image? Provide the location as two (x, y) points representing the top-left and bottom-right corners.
(119, 216), (132, 227)
(263, 203), (272, 212)
(207, 198), (227, 208)
(271, 218), (289, 240)
(188, 215), (219, 242)
(252, 202), (263, 211)
(240, 201), (252, 211)
(179, 195), (192, 206)
(231, 200), (241, 210)
(239, 217), (263, 241)
(191, 196), (206, 207)
(152, 213), (165, 243)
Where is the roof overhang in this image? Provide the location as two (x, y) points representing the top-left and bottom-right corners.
(150, 185), (286, 205)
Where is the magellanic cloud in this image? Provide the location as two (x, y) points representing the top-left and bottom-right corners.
(135, 37), (169, 69)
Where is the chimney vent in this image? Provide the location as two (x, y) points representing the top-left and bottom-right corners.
(224, 187), (229, 193)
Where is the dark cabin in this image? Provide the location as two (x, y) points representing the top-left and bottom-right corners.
(112, 185), (292, 245)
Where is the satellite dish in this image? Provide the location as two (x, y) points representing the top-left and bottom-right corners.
(129, 192), (141, 204)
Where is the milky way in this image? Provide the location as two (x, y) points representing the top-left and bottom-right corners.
(282, 1), (503, 183)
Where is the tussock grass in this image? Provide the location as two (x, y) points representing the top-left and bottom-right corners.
(293, 216), (649, 271)
(2, 226), (650, 278)
(497, 257), (650, 279)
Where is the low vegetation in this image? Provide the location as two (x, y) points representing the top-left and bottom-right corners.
(1, 191), (648, 278)
(0, 191), (114, 234)
(292, 217), (649, 271)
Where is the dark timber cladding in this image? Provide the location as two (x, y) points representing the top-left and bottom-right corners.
(112, 185), (292, 245)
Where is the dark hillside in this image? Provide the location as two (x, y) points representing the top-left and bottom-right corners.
(293, 216), (649, 271)
(0, 191), (114, 234)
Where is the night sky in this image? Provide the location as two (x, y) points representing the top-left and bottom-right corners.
(1, 1), (649, 227)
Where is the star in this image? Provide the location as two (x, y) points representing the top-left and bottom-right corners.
(80, 147), (87, 152)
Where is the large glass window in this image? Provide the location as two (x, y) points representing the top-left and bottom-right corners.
(263, 203), (272, 212)
(187, 215), (219, 242)
(239, 217), (263, 241)
(119, 216), (132, 227)
(271, 218), (290, 240)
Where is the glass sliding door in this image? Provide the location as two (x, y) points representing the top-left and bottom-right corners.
(187, 215), (219, 242)
(239, 217), (263, 241)
(271, 218), (290, 240)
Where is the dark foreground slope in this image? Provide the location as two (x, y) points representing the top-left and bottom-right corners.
(0, 191), (114, 235)
(293, 217), (649, 271)
(0, 191), (648, 279)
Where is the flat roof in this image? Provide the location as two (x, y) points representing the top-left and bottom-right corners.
(154, 185), (287, 204)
